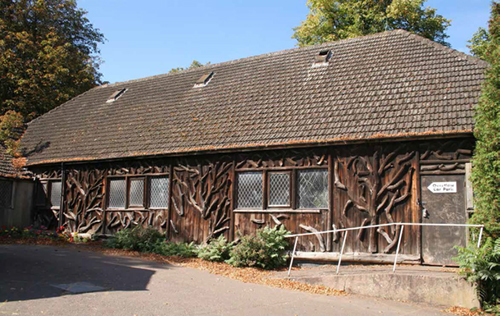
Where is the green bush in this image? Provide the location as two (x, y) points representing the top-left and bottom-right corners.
(150, 241), (198, 258)
(104, 226), (197, 258)
(197, 235), (234, 262)
(104, 226), (165, 251)
(227, 225), (290, 270)
(455, 238), (500, 313)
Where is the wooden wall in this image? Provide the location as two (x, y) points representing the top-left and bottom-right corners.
(30, 137), (474, 258)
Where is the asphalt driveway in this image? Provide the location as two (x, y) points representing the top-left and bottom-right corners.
(0, 244), (445, 316)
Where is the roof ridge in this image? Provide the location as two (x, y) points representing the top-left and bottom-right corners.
(399, 30), (489, 67)
(100, 30), (402, 88)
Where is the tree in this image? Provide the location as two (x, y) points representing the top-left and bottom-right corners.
(292, 0), (451, 47)
(470, 1), (500, 239)
(468, 27), (490, 59)
(169, 60), (210, 74)
(0, 0), (104, 152)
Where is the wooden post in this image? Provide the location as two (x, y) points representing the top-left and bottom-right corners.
(59, 162), (65, 229)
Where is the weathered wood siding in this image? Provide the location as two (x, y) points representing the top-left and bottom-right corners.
(30, 137), (474, 258)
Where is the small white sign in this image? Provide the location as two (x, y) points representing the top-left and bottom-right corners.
(427, 182), (457, 193)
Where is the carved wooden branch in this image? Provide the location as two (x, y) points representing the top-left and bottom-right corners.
(299, 224), (326, 252)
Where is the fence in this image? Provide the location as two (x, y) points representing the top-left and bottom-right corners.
(285, 222), (484, 277)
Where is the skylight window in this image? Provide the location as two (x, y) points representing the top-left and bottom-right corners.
(106, 88), (127, 103)
(312, 49), (332, 67)
(193, 72), (214, 88)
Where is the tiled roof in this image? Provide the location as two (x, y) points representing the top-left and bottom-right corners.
(0, 145), (16, 176)
(20, 30), (487, 166)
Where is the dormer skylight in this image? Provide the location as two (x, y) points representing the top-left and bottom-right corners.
(193, 72), (214, 88)
(106, 88), (127, 103)
(312, 49), (332, 67)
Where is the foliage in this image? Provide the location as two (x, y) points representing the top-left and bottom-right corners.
(0, 110), (23, 155)
(0, 0), (105, 153)
(468, 27), (490, 60)
(470, 1), (500, 240)
(455, 238), (500, 313)
(197, 235), (234, 262)
(104, 226), (197, 258)
(227, 226), (290, 270)
(169, 60), (210, 73)
(292, 0), (450, 47)
(149, 241), (198, 258)
(104, 226), (164, 251)
(0, 225), (89, 243)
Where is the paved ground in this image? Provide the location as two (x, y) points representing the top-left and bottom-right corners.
(0, 244), (447, 316)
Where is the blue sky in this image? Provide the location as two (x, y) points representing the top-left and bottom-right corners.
(79, 0), (492, 84)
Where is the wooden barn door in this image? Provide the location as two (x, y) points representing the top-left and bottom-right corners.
(420, 174), (466, 266)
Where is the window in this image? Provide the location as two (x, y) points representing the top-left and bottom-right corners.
(107, 175), (170, 210)
(129, 178), (145, 207)
(0, 179), (13, 208)
(315, 49), (332, 63)
(236, 168), (329, 211)
(237, 172), (263, 208)
(297, 169), (329, 209)
(268, 172), (291, 207)
(193, 72), (214, 88)
(150, 176), (169, 209)
(50, 181), (62, 208)
(108, 178), (126, 209)
(106, 88), (127, 103)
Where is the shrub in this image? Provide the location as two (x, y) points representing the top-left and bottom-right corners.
(151, 241), (198, 258)
(104, 226), (197, 258)
(104, 226), (164, 251)
(197, 235), (234, 262)
(227, 225), (290, 270)
(455, 237), (500, 313)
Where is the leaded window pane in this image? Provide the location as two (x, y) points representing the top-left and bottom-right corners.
(268, 172), (290, 207)
(297, 169), (329, 209)
(150, 177), (169, 208)
(237, 172), (263, 208)
(129, 178), (144, 207)
(0, 180), (12, 208)
(109, 178), (126, 208)
(50, 181), (62, 208)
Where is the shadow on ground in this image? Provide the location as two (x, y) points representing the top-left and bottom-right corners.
(0, 244), (170, 302)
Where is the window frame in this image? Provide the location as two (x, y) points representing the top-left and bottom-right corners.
(106, 173), (170, 211)
(38, 179), (62, 210)
(127, 176), (146, 209)
(235, 167), (329, 212)
(266, 171), (292, 209)
(235, 171), (265, 210)
(148, 175), (170, 210)
(107, 176), (127, 210)
(296, 168), (329, 210)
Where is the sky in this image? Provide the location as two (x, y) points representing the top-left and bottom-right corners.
(79, 0), (492, 84)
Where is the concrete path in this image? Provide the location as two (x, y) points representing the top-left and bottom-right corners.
(0, 245), (446, 316)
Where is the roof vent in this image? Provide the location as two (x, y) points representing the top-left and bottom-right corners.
(312, 49), (332, 67)
(106, 88), (127, 103)
(193, 72), (214, 88)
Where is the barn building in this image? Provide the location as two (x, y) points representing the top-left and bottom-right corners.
(20, 30), (487, 265)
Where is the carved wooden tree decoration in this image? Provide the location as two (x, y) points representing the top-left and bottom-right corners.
(334, 149), (415, 253)
(66, 168), (105, 234)
(172, 161), (233, 241)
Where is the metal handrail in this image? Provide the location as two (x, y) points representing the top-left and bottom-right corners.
(285, 222), (484, 277)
